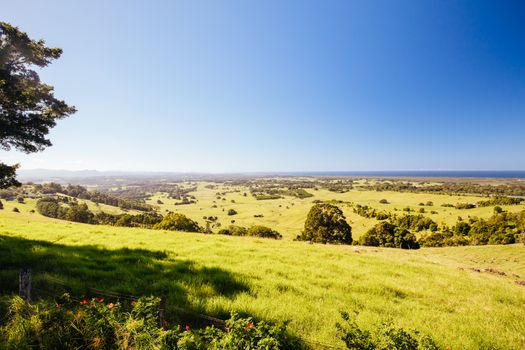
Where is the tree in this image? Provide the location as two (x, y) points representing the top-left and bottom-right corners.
(154, 213), (201, 232)
(0, 22), (76, 188)
(359, 222), (419, 249)
(297, 203), (352, 244)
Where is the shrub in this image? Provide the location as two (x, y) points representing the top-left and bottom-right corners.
(360, 222), (419, 249)
(337, 312), (438, 350)
(154, 213), (201, 232)
(227, 209), (238, 216)
(297, 204), (352, 244)
(455, 202), (476, 209)
(247, 225), (282, 239)
(0, 296), (301, 349)
(218, 225), (248, 236)
(379, 199), (389, 204)
(12, 207), (19, 213)
(0, 200), (3, 209)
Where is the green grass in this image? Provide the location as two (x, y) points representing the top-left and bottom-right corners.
(1, 199), (525, 349)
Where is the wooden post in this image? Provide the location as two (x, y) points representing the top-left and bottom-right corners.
(19, 268), (31, 302)
(158, 296), (166, 328)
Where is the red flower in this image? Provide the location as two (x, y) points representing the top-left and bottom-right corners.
(96, 297), (104, 303)
(80, 299), (89, 305)
(185, 324), (190, 332)
(245, 322), (254, 330)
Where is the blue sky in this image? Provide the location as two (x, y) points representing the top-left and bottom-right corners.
(2, 0), (524, 172)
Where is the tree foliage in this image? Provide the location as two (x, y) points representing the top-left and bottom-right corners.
(297, 203), (352, 244)
(154, 212), (201, 232)
(360, 222), (420, 249)
(0, 22), (75, 187)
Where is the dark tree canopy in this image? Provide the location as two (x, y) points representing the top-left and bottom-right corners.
(360, 222), (420, 249)
(298, 203), (352, 244)
(0, 22), (75, 188)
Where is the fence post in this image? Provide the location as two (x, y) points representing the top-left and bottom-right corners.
(158, 296), (166, 328)
(19, 268), (31, 302)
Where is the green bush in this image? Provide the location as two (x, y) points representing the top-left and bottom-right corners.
(0, 296), (300, 349)
(247, 225), (282, 239)
(297, 204), (352, 244)
(154, 213), (201, 232)
(337, 311), (438, 350)
(218, 225), (282, 239)
(218, 225), (248, 236)
(359, 222), (419, 249)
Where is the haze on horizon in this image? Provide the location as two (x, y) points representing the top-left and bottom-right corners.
(2, 1), (524, 173)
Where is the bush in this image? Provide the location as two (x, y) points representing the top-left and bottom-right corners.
(247, 225), (282, 239)
(218, 225), (248, 236)
(227, 209), (238, 216)
(360, 222), (419, 249)
(379, 199), (389, 204)
(297, 204), (352, 244)
(12, 207), (19, 213)
(218, 225), (282, 239)
(154, 213), (201, 232)
(0, 296), (300, 349)
(337, 311), (438, 350)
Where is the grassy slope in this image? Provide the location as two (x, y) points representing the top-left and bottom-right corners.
(146, 182), (525, 239)
(1, 200), (525, 349)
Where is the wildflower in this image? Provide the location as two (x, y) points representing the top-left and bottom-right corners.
(107, 303), (114, 309)
(96, 297), (104, 303)
(185, 324), (190, 332)
(245, 322), (254, 330)
(131, 300), (137, 306)
(80, 299), (89, 305)
(55, 303), (61, 308)
(66, 310), (73, 315)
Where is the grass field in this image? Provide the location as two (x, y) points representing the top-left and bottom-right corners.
(1, 199), (525, 349)
(145, 182), (525, 239)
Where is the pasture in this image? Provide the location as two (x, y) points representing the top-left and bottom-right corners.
(1, 198), (525, 349)
(145, 181), (525, 239)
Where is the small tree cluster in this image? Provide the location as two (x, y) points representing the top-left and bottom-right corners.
(297, 204), (352, 244)
(359, 222), (419, 249)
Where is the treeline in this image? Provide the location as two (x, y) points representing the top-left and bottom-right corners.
(360, 210), (523, 249)
(300, 203), (524, 250)
(35, 198), (282, 239)
(477, 197), (523, 207)
(420, 210), (525, 246)
(359, 181), (525, 197)
(36, 197), (161, 227)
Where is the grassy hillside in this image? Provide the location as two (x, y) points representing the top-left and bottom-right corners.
(1, 200), (525, 349)
(145, 182), (525, 239)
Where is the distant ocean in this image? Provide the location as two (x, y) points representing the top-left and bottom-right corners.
(273, 171), (525, 179)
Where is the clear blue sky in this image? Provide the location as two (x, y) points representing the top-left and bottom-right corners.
(2, 0), (524, 172)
